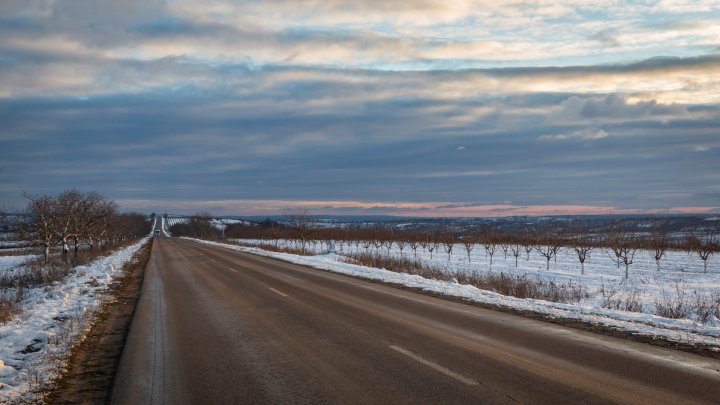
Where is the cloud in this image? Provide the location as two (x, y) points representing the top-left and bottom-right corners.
(111, 198), (720, 217)
(587, 31), (619, 47)
(1, 1), (720, 213)
(551, 94), (690, 123)
(538, 127), (609, 141)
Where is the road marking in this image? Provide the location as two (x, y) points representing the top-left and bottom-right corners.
(269, 287), (289, 297)
(389, 345), (479, 386)
(228, 268), (238, 273)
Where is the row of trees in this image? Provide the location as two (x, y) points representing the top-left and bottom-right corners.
(15, 189), (149, 262)
(142, 208), (719, 278)
(167, 212), (218, 238)
(225, 216), (719, 278)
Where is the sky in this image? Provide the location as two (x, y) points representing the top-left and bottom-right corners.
(1, 0), (719, 217)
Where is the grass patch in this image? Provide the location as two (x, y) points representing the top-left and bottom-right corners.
(342, 252), (589, 304)
(228, 240), (315, 256)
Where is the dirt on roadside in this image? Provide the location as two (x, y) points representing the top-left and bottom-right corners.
(44, 239), (153, 404)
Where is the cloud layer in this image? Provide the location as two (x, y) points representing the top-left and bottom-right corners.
(0, 1), (719, 215)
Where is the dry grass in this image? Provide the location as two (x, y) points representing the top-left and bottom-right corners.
(653, 282), (720, 324)
(456, 270), (589, 303)
(342, 252), (589, 304)
(600, 286), (644, 313)
(0, 293), (22, 323)
(229, 240), (314, 256)
(0, 240), (142, 325)
(599, 282), (720, 325)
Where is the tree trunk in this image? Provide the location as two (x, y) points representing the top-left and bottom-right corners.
(704, 260), (708, 274)
(546, 258), (549, 271)
(625, 263), (629, 279)
(515, 256), (518, 267)
(656, 259), (660, 272)
(62, 237), (69, 261)
(73, 236), (80, 262)
(581, 261), (585, 275)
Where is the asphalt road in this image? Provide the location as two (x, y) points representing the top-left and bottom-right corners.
(111, 237), (720, 404)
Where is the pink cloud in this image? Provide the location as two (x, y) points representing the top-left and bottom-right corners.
(115, 198), (719, 217)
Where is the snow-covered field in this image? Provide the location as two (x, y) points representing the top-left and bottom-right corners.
(210, 218), (248, 229)
(191, 238), (720, 349)
(0, 255), (35, 275)
(162, 216), (248, 231)
(0, 238), (149, 403)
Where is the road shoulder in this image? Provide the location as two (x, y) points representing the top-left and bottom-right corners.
(43, 239), (153, 404)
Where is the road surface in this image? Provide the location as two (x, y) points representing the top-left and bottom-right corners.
(111, 237), (720, 404)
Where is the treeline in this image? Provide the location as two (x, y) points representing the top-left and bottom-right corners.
(167, 212), (218, 238)
(14, 189), (149, 262)
(223, 218), (719, 276)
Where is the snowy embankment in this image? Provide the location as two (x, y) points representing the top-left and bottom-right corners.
(188, 238), (720, 349)
(0, 238), (149, 403)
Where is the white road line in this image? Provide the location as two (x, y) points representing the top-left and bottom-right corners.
(390, 345), (479, 386)
(269, 287), (289, 297)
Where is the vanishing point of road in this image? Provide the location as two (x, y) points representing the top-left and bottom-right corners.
(111, 237), (720, 404)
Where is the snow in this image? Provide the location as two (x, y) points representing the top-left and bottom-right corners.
(188, 238), (720, 349)
(160, 217), (171, 237)
(0, 241), (27, 248)
(0, 255), (35, 276)
(210, 218), (248, 230)
(0, 238), (149, 403)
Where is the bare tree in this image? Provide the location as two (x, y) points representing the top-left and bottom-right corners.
(425, 232), (438, 260)
(570, 234), (595, 275)
(408, 234), (421, 258)
(536, 227), (562, 271)
(523, 234), (535, 261)
(460, 232), (476, 262)
(481, 229), (497, 267)
(649, 220), (668, 272)
(361, 237), (372, 252)
(16, 190), (130, 262)
(439, 227), (455, 262)
(382, 229), (394, 255)
(284, 208), (314, 254)
(270, 221), (282, 248)
(395, 233), (408, 257)
(499, 235), (510, 260)
(604, 221), (623, 268)
(687, 229), (717, 274)
(371, 227), (383, 253)
(616, 232), (637, 281)
(71, 192), (115, 259)
(509, 240), (522, 267)
(54, 189), (83, 260)
(18, 193), (56, 262)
